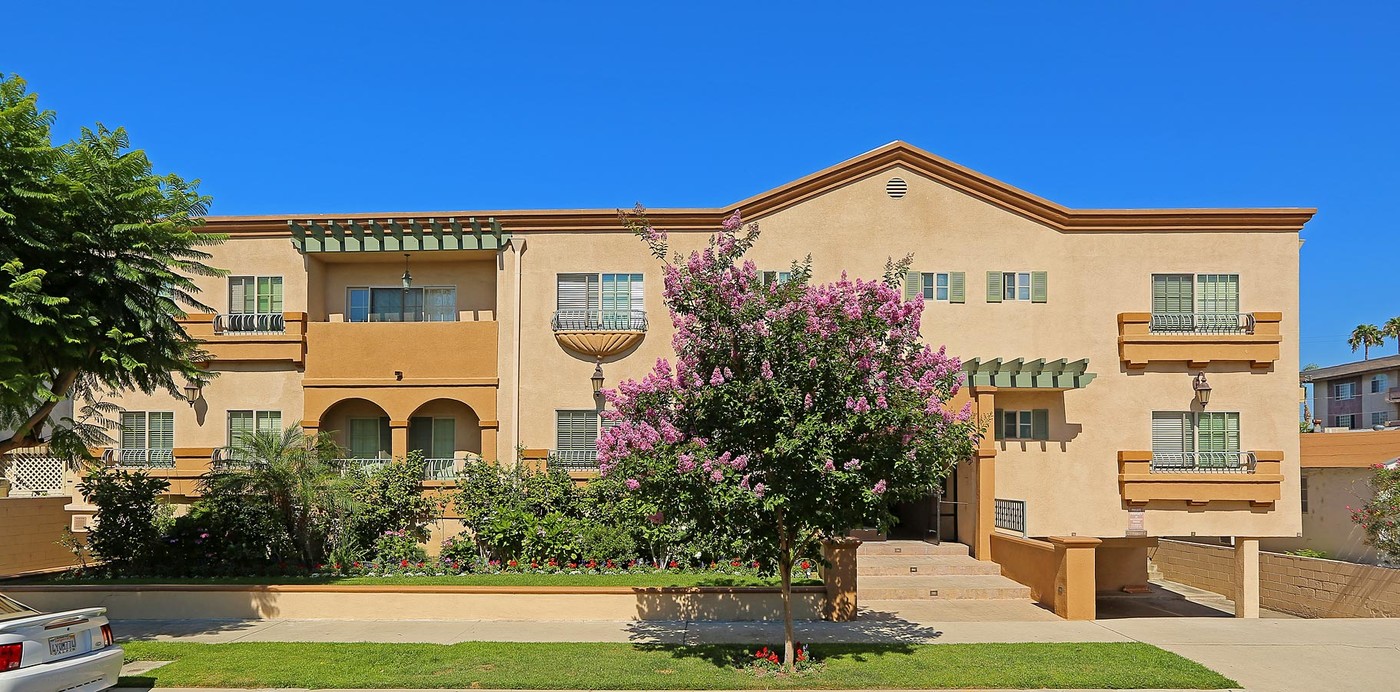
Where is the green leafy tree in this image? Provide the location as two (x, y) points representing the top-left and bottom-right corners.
(348, 451), (440, 549)
(0, 73), (222, 458)
(599, 208), (981, 670)
(1384, 317), (1400, 356)
(1351, 462), (1400, 566)
(205, 428), (357, 566)
(1348, 324), (1385, 361)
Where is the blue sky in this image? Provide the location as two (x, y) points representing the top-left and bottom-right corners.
(4, 2), (1396, 367)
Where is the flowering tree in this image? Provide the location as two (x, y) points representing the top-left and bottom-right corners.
(1351, 462), (1400, 566)
(599, 207), (981, 670)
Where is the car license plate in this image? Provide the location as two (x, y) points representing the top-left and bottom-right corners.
(48, 634), (77, 656)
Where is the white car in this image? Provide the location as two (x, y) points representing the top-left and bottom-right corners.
(0, 594), (122, 692)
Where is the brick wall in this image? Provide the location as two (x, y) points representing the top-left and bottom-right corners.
(1150, 539), (1400, 618)
(1150, 539), (1236, 598)
(0, 497), (81, 576)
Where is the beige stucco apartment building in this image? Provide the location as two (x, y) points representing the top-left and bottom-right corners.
(76, 142), (1314, 616)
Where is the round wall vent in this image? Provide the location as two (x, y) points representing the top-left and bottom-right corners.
(885, 177), (908, 199)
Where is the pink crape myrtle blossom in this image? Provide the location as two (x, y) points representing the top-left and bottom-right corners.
(602, 206), (982, 672)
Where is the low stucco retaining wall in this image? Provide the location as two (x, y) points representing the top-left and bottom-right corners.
(2, 584), (827, 621)
(989, 533), (1057, 606)
(1151, 538), (1400, 618)
(0, 497), (80, 577)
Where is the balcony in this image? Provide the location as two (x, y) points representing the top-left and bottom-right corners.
(180, 312), (307, 364)
(548, 449), (599, 471)
(1118, 311), (1281, 370)
(1118, 450), (1283, 507)
(1388, 387), (1400, 404)
(303, 321), (498, 384)
(552, 309), (647, 360)
(102, 448), (176, 468)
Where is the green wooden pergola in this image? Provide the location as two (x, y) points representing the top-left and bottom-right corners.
(288, 217), (508, 253)
(962, 357), (1096, 390)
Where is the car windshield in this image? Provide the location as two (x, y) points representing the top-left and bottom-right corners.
(0, 594), (39, 622)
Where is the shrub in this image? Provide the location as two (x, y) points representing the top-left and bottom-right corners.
(78, 468), (170, 574)
(1285, 548), (1329, 559)
(1351, 462), (1400, 565)
(348, 451), (439, 549)
(372, 529), (428, 565)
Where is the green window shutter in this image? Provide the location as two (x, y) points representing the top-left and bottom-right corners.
(1031, 271), (1048, 303)
(1152, 275), (1167, 314)
(228, 411), (254, 448)
(993, 408), (1005, 439)
(120, 412), (147, 449)
(1225, 413), (1240, 453)
(948, 272), (965, 303)
(903, 272), (921, 301)
(1031, 409), (1050, 440)
(432, 419), (456, 459)
(986, 272), (1003, 303)
(148, 412), (174, 450)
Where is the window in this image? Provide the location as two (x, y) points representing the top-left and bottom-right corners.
(1336, 382), (1357, 400)
(986, 271), (1047, 303)
(762, 271), (792, 287)
(556, 273), (644, 329)
(993, 409), (1049, 440)
(903, 271), (964, 303)
(1195, 274), (1240, 315)
(1335, 414), (1357, 429)
(1373, 412), (1387, 427)
(1371, 374), (1389, 394)
(555, 410), (599, 457)
(348, 417), (391, 459)
(409, 417), (456, 459)
(346, 287), (456, 322)
(120, 411), (174, 451)
(1300, 473), (1309, 513)
(1150, 274), (1242, 332)
(230, 276), (283, 314)
(1152, 411), (1241, 469)
(228, 410), (281, 447)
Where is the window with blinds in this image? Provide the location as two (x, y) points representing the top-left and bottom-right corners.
(229, 276), (283, 314)
(228, 410), (281, 447)
(556, 410), (599, 451)
(1151, 412), (1196, 456)
(120, 411), (173, 449)
(345, 287), (456, 323)
(409, 417), (455, 458)
(1151, 274), (1193, 315)
(348, 417), (391, 458)
(557, 274), (601, 312)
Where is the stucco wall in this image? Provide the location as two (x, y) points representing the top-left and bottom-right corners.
(1262, 467), (1377, 564)
(1150, 538), (1400, 618)
(513, 165), (1301, 540)
(0, 497), (80, 576)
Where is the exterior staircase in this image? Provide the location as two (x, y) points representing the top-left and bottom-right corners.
(858, 540), (1033, 600)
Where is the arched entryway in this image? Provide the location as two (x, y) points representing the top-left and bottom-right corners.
(406, 398), (483, 479)
(317, 398), (392, 461)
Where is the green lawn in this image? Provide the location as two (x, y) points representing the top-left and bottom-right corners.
(34, 573), (818, 588)
(120, 641), (1238, 689)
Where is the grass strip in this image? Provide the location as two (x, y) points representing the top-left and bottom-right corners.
(120, 641), (1238, 689)
(28, 574), (818, 588)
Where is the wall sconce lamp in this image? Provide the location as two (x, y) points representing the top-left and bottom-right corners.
(591, 362), (605, 396)
(1193, 372), (1212, 408)
(183, 381), (203, 407)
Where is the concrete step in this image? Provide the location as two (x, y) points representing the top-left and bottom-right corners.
(856, 554), (1003, 576)
(857, 540), (970, 557)
(859, 574), (1032, 600)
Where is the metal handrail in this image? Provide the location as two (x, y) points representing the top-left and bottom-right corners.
(422, 454), (484, 480)
(103, 447), (176, 468)
(336, 458), (390, 475)
(1148, 312), (1255, 335)
(547, 449), (599, 470)
(551, 309), (647, 332)
(214, 312), (286, 335)
(1150, 451), (1256, 473)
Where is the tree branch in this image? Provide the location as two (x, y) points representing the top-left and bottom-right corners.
(0, 368), (82, 456)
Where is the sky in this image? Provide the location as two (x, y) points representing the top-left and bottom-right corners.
(4, 1), (1396, 368)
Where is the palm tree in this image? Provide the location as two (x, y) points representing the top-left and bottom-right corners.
(1349, 324), (1385, 361)
(1384, 317), (1400, 355)
(205, 427), (358, 566)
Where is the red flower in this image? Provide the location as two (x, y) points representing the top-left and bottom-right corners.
(531, 562), (539, 568)
(401, 560), (409, 568)
(800, 560), (811, 570)
(417, 561), (425, 568)
(568, 562), (577, 568)
(668, 560), (679, 568)
(768, 654), (779, 664)
(731, 560), (741, 567)
(508, 560), (518, 567)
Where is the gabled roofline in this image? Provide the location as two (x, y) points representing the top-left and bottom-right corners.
(200, 141), (1316, 236)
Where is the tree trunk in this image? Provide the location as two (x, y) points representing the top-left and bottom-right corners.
(0, 368), (81, 456)
(776, 512), (796, 673)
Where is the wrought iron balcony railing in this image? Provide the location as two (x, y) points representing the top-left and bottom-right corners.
(548, 449), (599, 470)
(1150, 451), (1257, 473)
(551, 309), (647, 332)
(214, 312), (286, 335)
(103, 447), (176, 468)
(1148, 312), (1255, 335)
(336, 458), (390, 475)
(422, 454), (484, 480)
(993, 498), (1026, 535)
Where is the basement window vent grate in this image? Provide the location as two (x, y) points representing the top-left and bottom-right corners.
(886, 177), (908, 199)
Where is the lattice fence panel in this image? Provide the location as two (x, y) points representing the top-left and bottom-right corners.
(3, 454), (66, 495)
